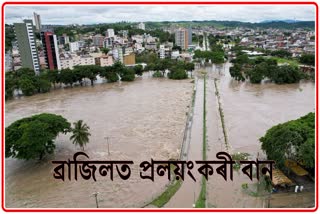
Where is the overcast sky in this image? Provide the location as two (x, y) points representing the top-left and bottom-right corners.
(5, 5), (316, 25)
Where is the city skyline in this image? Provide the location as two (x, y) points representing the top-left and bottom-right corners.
(5, 5), (315, 25)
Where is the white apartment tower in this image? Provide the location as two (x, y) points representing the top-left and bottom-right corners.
(33, 12), (42, 31)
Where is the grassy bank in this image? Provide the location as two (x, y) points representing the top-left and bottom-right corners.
(214, 78), (229, 150)
(195, 75), (207, 208)
(148, 171), (183, 207)
(270, 57), (300, 67)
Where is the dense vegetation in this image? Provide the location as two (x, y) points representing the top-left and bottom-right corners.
(6, 114), (92, 160)
(299, 54), (315, 66)
(260, 112), (315, 171)
(230, 54), (308, 84)
(146, 20), (315, 30)
(5, 62), (140, 99)
(141, 57), (194, 80)
(5, 113), (71, 160)
(193, 46), (225, 64)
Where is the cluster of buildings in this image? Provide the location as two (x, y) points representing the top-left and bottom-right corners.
(7, 13), (196, 73)
(238, 28), (315, 57)
(8, 14), (149, 72)
(6, 12), (314, 74)
(189, 26), (315, 57)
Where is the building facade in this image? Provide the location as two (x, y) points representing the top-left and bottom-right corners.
(58, 34), (70, 45)
(93, 34), (105, 47)
(123, 53), (136, 65)
(33, 12), (41, 31)
(95, 55), (114, 67)
(41, 31), (61, 70)
(106, 29), (115, 38)
(69, 42), (80, 53)
(14, 19), (40, 74)
(60, 54), (95, 69)
(175, 28), (191, 50)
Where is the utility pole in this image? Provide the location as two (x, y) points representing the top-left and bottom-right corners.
(107, 137), (110, 155)
(92, 192), (99, 208)
(104, 136), (110, 155)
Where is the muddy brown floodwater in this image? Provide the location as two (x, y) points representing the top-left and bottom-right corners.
(5, 74), (193, 208)
(206, 63), (315, 208)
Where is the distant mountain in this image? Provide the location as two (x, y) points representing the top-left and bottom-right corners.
(260, 19), (303, 23)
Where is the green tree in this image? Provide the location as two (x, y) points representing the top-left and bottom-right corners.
(101, 48), (110, 54)
(121, 67), (136, 81)
(299, 54), (315, 66)
(230, 64), (245, 81)
(168, 68), (188, 80)
(246, 63), (266, 84)
(74, 65), (102, 86)
(5, 72), (18, 99)
(211, 51), (225, 64)
(43, 70), (60, 88)
(19, 77), (36, 96)
(185, 62), (195, 77)
(260, 112), (315, 170)
(60, 68), (76, 87)
(269, 65), (302, 84)
(36, 76), (52, 93)
(133, 65), (143, 76)
(100, 66), (119, 82)
(5, 113), (71, 160)
(270, 50), (292, 58)
(70, 120), (91, 151)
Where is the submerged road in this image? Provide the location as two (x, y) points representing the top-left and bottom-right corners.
(165, 77), (204, 208)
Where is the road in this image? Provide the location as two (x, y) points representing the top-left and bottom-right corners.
(165, 77), (204, 208)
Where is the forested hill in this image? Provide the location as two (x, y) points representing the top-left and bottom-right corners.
(146, 20), (315, 30)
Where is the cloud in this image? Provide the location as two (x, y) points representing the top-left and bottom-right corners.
(4, 5), (316, 25)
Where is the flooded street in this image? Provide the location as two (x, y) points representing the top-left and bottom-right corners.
(165, 78), (204, 208)
(220, 62), (315, 156)
(5, 74), (193, 208)
(206, 62), (315, 208)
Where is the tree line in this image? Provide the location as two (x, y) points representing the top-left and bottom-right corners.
(5, 62), (142, 99)
(138, 56), (194, 80)
(193, 48), (225, 64)
(229, 53), (310, 84)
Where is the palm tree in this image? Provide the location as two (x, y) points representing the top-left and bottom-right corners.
(70, 120), (91, 151)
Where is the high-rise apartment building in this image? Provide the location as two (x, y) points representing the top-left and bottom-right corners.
(41, 31), (61, 70)
(188, 27), (192, 46)
(14, 19), (40, 74)
(33, 12), (42, 31)
(175, 28), (192, 50)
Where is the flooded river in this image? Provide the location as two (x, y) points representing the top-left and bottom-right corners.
(5, 62), (315, 208)
(5, 75), (193, 208)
